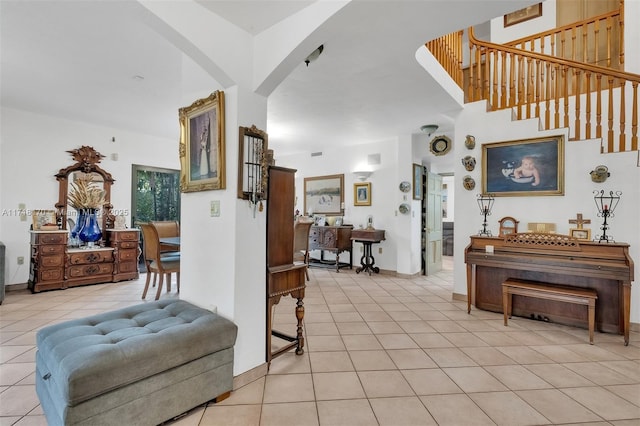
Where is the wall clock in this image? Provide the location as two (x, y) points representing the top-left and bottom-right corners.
(429, 135), (452, 156)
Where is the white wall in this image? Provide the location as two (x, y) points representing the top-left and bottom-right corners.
(453, 101), (640, 324)
(0, 107), (180, 286)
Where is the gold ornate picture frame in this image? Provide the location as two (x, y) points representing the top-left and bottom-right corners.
(482, 135), (564, 197)
(179, 91), (225, 193)
(304, 174), (344, 216)
(354, 182), (371, 206)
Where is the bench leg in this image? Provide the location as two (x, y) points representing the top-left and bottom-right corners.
(588, 301), (595, 345)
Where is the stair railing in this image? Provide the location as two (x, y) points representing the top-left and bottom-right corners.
(426, 30), (464, 88)
(467, 26), (638, 153)
(504, 4), (624, 70)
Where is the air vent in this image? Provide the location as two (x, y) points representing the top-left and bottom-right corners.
(311, 152), (323, 157)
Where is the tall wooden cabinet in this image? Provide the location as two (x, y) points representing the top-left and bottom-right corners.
(266, 166), (307, 363)
(29, 231), (68, 292)
(106, 229), (141, 281)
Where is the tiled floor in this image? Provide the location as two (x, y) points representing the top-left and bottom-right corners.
(1, 258), (639, 425)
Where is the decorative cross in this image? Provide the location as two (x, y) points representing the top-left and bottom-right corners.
(569, 213), (591, 229)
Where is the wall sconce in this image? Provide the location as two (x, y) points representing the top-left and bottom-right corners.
(304, 45), (324, 66)
(477, 193), (495, 236)
(420, 124), (439, 136)
(593, 189), (621, 242)
(353, 170), (373, 181)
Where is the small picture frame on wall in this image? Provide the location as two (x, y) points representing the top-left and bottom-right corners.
(570, 228), (592, 241)
(354, 182), (371, 206)
(412, 163), (423, 200)
(504, 3), (542, 27)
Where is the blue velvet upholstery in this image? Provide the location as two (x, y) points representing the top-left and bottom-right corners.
(36, 299), (237, 425)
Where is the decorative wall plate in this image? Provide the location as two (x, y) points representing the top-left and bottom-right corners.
(462, 175), (476, 190)
(399, 181), (411, 192)
(398, 203), (410, 214)
(429, 135), (452, 156)
(465, 134), (476, 150)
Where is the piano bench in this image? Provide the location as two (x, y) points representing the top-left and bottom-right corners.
(502, 278), (598, 344)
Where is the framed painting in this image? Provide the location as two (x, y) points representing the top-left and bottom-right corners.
(354, 182), (371, 206)
(482, 135), (564, 197)
(304, 174), (344, 216)
(504, 3), (542, 27)
(412, 163), (423, 200)
(570, 228), (592, 241)
(179, 91), (225, 193)
(32, 210), (57, 230)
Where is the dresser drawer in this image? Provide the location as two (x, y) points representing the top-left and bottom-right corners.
(38, 268), (65, 282)
(39, 244), (65, 255)
(67, 263), (113, 278)
(118, 241), (139, 249)
(68, 250), (114, 265)
(117, 262), (139, 273)
(32, 232), (67, 245)
(118, 248), (139, 262)
(41, 254), (65, 268)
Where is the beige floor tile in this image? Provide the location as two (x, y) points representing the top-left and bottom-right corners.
(316, 399), (377, 426)
(263, 374), (315, 403)
(260, 401), (318, 426)
(366, 321), (404, 334)
(516, 388), (602, 424)
(561, 386), (640, 420)
(304, 322), (339, 336)
(409, 332), (455, 348)
(604, 384), (640, 405)
(600, 361), (640, 382)
(424, 348), (477, 367)
(460, 346), (516, 366)
(369, 396), (437, 425)
(309, 351), (354, 372)
(420, 394), (495, 426)
(563, 343), (628, 362)
(357, 370), (414, 398)
(305, 335), (345, 352)
(469, 391), (550, 425)
(267, 352), (311, 374)
(358, 311), (392, 321)
(0, 362), (35, 386)
(0, 385), (40, 417)
(443, 366), (508, 393)
(484, 365), (553, 390)
(376, 333), (419, 350)
(0, 416), (22, 426)
(0, 346), (32, 363)
(341, 334), (382, 351)
(11, 415), (48, 426)
(396, 320), (436, 333)
(428, 321), (467, 333)
(349, 350), (397, 371)
(312, 371), (365, 400)
(531, 344), (591, 362)
(387, 349), (437, 369)
(335, 322), (371, 335)
(217, 377), (265, 406)
(401, 368), (462, 395)
(495, 345), (555, 364)
(199, 404), (261, 426)
(563, 362), (637, 385)
(524, 363), (596, 388)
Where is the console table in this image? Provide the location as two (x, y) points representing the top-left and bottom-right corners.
(351, 229), (385, 275)
(308, 225), (353, 272)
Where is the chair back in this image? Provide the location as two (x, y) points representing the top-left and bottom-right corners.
(139, 222), (161, 264)
(293, 218), (313, 262)
(151, 220), (180, 238)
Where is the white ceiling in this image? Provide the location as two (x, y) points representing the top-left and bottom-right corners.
(0, 0), (532, 169)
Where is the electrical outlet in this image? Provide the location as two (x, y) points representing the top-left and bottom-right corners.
(17, 256), (24, 265)
(378, 247), (383, 254)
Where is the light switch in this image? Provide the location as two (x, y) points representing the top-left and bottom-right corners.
(210, 200), (220, 217)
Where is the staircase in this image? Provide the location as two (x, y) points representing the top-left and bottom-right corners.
(425, 2), (639, 155)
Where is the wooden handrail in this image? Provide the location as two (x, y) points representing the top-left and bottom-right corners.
(425, 30), (464, 88)
(466, 27), (638, 153)
(504, 6), (624, 69)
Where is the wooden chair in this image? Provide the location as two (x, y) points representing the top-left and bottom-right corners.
(293, 217), (314, 280)
(151, 220), (180, 254)
(139, 223), (180, 300)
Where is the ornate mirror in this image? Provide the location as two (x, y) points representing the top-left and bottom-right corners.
(55, 146), (115, 232)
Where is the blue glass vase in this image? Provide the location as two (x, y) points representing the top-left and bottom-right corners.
(78, 209), (102, 247)
(70, 209), (87, 239)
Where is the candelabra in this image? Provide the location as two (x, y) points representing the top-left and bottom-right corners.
(477, 193), (495, 236)
(593, 190), (621, 242)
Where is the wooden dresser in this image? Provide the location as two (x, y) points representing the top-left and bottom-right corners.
(308, 225), (353, 271)
(28, 229), (140, 293)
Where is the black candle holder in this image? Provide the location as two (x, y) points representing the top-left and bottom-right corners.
(593, 190), (621, 243)
(477, 193), (495, 236)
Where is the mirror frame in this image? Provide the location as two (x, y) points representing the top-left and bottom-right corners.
(55, 146), (115, 231)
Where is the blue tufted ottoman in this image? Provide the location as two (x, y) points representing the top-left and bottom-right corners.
(36, 300), (237, 426)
